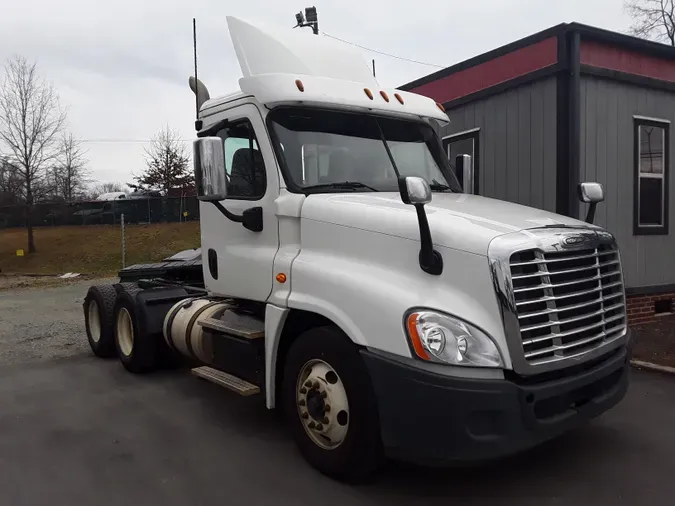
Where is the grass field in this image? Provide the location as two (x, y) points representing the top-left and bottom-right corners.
(0, 222), (200, 275)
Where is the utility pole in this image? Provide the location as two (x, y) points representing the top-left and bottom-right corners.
(294, 6), (319, 35)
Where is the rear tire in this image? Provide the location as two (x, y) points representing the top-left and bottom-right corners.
(113, 288), (158, 373)
(282, 326), (383, 483)
(83, 285), (118, 358)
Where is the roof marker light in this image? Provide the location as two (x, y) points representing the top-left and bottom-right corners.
(394, 93), (404, 104)
(364, 88), (373, 100)
(295, 79), (305, 92)
(379, 91), (389, 102)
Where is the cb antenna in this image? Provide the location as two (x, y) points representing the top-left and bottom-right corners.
(193, 18), (202, 131)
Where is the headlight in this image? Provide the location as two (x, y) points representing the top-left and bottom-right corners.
(405, 310), (503, 367)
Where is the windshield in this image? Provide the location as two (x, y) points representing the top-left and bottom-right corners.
(268, 108), (461, 193)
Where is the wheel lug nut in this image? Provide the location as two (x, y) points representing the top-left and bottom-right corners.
(304, 380), (312, 388)
(324, 404), (330, 412)
(298, 399), (306, 406)
(308, 421), (316, 429)
(300, 387), (307, 394)
(315, 423), (323, 431)
(301, 412), (309, 419)
(321, 391), (327, 398)
(322, 417), (329, 424)
(313, 381), (320, 389)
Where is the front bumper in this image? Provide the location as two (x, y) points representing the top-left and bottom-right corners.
(361, 344), (630, 465)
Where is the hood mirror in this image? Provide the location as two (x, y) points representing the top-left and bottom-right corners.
(577, 182), (604, 224)
(398, 176), (442, 276)
(399, 176), (431, 205)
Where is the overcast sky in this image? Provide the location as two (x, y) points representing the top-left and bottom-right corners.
(0, 1), (633, 189)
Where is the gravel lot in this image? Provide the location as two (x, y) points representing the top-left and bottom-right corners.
(0, 278), (114, 366)
(1, 282), (675, 504)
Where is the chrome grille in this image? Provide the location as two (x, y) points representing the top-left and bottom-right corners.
(509, 244), (626, 365)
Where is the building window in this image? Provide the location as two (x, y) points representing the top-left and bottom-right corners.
(442, 128), (480, 194)
(634, 117), (669, 235)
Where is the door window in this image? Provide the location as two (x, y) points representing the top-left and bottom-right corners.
(218, 120), (266, 199)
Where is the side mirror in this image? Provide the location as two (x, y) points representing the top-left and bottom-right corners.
(399, 176), (432, 205)
(455, 154), (474, 194)
(193, 137), (227, 201)
(577, 182), (604, 224)
(578, 182), (604, 204)
(398, 176), (442, 276)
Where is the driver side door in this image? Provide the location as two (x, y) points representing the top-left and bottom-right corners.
(199, 103), (280, 302)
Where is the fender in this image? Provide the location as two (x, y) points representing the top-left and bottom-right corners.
(264, 304), (289, 408)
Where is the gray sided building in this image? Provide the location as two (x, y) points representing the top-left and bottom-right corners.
(402, 23), (675, 326)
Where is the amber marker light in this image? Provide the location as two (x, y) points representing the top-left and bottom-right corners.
(406, 312), (430, 361)
(276, 273), (287, 283)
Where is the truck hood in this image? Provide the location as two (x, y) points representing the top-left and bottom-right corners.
(302, 192), (595, 255)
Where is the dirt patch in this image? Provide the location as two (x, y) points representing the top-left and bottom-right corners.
(0, 275), (96, 292)
(631, 316), (675, 368)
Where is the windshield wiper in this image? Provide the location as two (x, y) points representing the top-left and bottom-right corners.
(303, 181), (378, 192)
(429, 180), (453, 192)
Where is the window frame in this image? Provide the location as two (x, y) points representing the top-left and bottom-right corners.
(442, 128), (480, 195)
(216, 118), (267, 202)
(633, 116), (669, 235)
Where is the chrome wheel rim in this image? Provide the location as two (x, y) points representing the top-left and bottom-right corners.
(116, 308), (134, 357)
(88, 300), (101, 343)
(296, 359), (349, 450)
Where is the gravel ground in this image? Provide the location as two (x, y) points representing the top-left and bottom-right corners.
(0, 278), (115, 366)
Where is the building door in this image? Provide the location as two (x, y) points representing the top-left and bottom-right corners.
(443, 129), (480, 194)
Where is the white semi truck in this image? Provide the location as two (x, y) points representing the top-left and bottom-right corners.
(83, 17), (631, 482)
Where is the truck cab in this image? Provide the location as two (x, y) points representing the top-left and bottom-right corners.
(82, 17), (630, 482)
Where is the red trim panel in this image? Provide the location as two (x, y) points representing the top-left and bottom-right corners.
(581, 40), (675, 82)
(408, 37), (558, 104)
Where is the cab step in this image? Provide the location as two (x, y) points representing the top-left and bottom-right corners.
(198, 311), (265, 339)
(191, 366), (260, 396)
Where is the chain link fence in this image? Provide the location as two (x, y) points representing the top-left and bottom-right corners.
(0, 197), (200, 229)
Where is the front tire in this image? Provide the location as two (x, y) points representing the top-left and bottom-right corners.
(282, 326), (383, 482)
(113, 288), (158, 373)
(83, 285), (118, 358)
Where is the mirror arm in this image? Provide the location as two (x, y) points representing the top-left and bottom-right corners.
(210, 201), (243, 223)
(415, 204), (443, 275)
(209, 201), (263, 232)
(585, 202), (597, 224)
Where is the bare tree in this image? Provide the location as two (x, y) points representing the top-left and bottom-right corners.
(625, 0), (675, 45)
(131, 125), (193, 193)
(53, 133), (90, 202)
(0, 156), (22, 204)
(0, 56), (66, 252)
